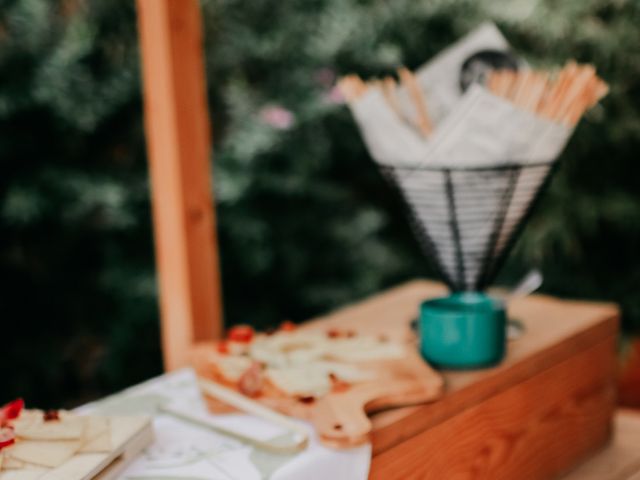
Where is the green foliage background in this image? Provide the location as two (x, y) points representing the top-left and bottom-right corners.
(0, 0), (638, 406)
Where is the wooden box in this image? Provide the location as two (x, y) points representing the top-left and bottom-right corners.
(307, 280), (619, 480)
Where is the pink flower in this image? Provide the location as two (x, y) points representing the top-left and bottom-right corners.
(259, 105), (295, 130)
(323, 85), (345, 105)
(314, 67), (336, 88)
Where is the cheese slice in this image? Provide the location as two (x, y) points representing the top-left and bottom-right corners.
(266, 365), (332, 397)
(14, 415), (84, 442)
(78, 417), (110, 453)
(250, 333), (327, 368)
(324, 337), (405, 362)
(6, 440), (81, 468)
(0, 469), (48, 480)
(0, 455), (24, 470)
(214, 356), (253, 382)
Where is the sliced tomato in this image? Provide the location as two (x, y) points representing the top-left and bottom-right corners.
(43, 410), (60, 422)
(0, 427), (15, 450)
(0, 398), (24, 425)
(296, 395), (315, 404)
(227, 325), (254, 343)
(279, 320), (296, 332)
(217, 341), (229, 354)
(327, 329), (341, 339)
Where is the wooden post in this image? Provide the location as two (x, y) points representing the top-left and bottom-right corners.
(136, 0), (223, 370)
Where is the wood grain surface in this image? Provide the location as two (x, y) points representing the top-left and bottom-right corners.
(301, 280), (618, 455)
(190, 279), (619, 477)
(370, 337), (616, 479)
(136, 0), (223, 370)
(562, 409), (640, 480)
(191, 334), (444, 448)
(291, 279), (618, 478)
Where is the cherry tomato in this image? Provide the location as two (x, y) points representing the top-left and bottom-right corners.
(0, 398), (24, 425)
(279, 321), (296, 332)
(227, 325), (254, 343)
(0, 427), (15, 450)
(217, 341), (229, 354)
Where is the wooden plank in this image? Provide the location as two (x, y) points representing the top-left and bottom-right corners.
(370, 336), (617, 480)
(562, 410), (640, 480)
(136, 0), (223, 370)
(301, 280), (619, 454)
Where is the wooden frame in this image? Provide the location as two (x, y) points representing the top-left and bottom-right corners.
(136, 0), (223, 370)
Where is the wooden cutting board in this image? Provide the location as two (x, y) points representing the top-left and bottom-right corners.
(0, 416), (153, 480)
(190, 323), (444, 448)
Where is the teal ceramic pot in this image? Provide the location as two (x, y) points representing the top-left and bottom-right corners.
(419, 292), (506, 369)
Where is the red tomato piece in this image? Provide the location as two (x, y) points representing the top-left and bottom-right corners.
(238, 362), (264, 397)
(327, 329), (341, 338)
(0, 398), (24, 425)
(279, 321), (296, 332)
(297, 395), (315, 404)
(43, 410), (60, 422)
(217, 341), (229, 354)
(227, 325), (254, 343)
(0, 427), (15, 450)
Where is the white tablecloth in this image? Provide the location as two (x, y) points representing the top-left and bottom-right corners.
(80, 369), (371, 480)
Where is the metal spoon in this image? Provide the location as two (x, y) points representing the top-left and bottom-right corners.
(503, 269), (543, 340)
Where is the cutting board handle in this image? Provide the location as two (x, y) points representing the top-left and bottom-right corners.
(312, 388), (374, 448)
(313, 374), (443, 449)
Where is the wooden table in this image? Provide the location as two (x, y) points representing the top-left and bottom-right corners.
(561, 409), (640, 480)
(304, 279), (619, 479)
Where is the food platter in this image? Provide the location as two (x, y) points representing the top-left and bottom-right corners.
(191, 322), (444, 448)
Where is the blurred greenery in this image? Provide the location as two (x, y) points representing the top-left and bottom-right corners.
(0, 0), (638, 406)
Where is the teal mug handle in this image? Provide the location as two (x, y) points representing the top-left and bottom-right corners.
(419, 292), (506, 369)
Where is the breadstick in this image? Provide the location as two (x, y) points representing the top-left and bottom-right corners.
(538, 67), (565, 117)
(501, 70), (519, 101)
(565, 76), (609, 125)
(556, 64), (596, 123)
(522, 72), (549, 113)
(398, 67), (433, 136)
(489, 70), (501, 95)
(544, 61), (578, 119)
(512, 70), (533, 107)
(337, 75), (367, 103)
(500, 70), (516, 97)
(535, 68), (560, 115)
(381, 76), (402, 117)
(487, 70), (501, 94)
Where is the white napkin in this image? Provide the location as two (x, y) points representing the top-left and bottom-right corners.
(79, 369), (371, 480)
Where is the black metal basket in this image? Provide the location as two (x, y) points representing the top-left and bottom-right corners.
(382, 161), (558, 292)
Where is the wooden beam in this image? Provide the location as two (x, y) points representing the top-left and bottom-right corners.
(136, 0), (223, 370)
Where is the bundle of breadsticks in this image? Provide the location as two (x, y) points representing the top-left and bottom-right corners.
(340, 61), (607, 142)
(487, 62), (608, 126)
(337, 25), (611, 292)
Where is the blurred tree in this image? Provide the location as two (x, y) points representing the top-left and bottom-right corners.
(0, 0), (157, 406)
(0, 0), (638, 405)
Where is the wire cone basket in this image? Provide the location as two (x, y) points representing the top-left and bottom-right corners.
(382, 161), (558, 292)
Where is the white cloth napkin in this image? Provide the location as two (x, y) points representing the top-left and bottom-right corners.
(79, 368), (371, 480)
